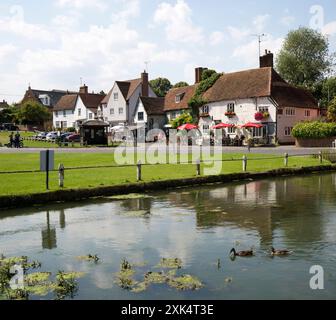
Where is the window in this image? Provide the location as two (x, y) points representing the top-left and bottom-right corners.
(62, 121), (67, 128)
(253, 127), (263, 138)
(55, 111), (58, 118)
(227, 103), (235, 113)
(284, 127), (293, 136)
(201, 105), (209, 114)
(305, 110), (311, 117)
(119, 108), (123, 115)
(114, 93), (118, 101)
(259, 106), (269, 113)
(55, 121), (60, 128)
(78, 108), (81, 117)
(285, 108), (296, 116)
(110, 108), (114, 115)
(175, 93), (185, 103)
(103, 103), (107, 109)
(63, 110), (66, 117)
(278, 109), (283, 115)
(228, 127), (236, 134)
(138, 112), (144, 121)
(89, 113), (93, 119)
(105, 117), (108, 122)
(203, 125), (210, 133)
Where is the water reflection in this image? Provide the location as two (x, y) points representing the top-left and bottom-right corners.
(41, 211), (57, 250)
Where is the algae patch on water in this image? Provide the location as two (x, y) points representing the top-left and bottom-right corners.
(76, 254), (100, 263)
(168, 275), (203, 291)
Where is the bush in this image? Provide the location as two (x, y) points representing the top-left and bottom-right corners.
(170, 112), (194, 129)
(292, 121), (336, 139)
(66, 127), (76, 133)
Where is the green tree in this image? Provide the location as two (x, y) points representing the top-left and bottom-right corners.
(276, 27), (334, 88)
(149, 78), (172, 97)
(327, 97), (336, 122)
(0, 106), (17, 123)
(201, 69), (217, 81)
(17, 101), (51, 125)
(173, 81), (189, 88)
(312, 77), (336, 108)
(170, 112), (194, 129)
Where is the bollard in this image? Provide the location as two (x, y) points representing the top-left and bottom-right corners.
(196, 159), (201, 176)
(284, 153), (289, 167)
(58, 164), (65, 188)
(137, 160), (142, 181)
(319, 151), (323, 164)
(243, 155), (247, 172)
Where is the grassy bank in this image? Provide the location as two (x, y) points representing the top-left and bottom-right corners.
(0, 152), (329, 196)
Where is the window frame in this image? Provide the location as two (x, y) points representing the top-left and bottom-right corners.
(138, 112), (144, 121)
(227, 103), (235, 113)
(114, 93), (119, 101)
(284, 127), (293, 137)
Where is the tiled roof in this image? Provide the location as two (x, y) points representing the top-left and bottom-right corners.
(203, 67), (318, 109)
(54, 93), (105, 112)
(140, 97), (165, 115)
(164, 85), (197, 112)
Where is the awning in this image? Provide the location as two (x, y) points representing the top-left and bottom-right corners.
(213, 123), (236, 129)
(177, 123), (199, 131)
(241, 122), (263, 129)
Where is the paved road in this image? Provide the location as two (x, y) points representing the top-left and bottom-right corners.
(0, 145), (334, 155)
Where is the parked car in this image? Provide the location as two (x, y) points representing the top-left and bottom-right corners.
(46, 132), (58, 141)
(1, 123), (19, 131)
(60, 132), (74, 142)
(66, 134), (81, 143)
(36, 132), (47, 140)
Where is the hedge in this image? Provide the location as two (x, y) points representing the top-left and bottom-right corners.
(292, 121), (336, 139)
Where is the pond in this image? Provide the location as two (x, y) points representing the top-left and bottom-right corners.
(1, 173), (336, 300)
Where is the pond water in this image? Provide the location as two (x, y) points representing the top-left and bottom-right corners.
(1, 173), (336, 300)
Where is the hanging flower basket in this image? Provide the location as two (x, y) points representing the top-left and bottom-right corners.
(255, 112), (264, 121)
(263, 112), (270, 119)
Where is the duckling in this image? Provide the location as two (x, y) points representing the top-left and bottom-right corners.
(230, 248), (254, 257)
(271, 247), (292, 256)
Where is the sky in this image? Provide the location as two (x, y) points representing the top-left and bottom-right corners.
(0, 0), (335, 103)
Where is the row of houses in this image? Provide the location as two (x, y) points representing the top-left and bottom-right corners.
(20, 51), (320, 144)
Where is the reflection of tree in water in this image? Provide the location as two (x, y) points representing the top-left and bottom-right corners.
(163, 175), (335, 247)
(42, 211), (57, 250)
(59, 209), (66, 229)
(120, 198), (152, 219)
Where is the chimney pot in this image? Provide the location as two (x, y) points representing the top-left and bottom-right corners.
(195, 67), (208, 84)
(260, 50), (274, 68)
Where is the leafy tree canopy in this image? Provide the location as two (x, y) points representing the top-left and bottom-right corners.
(170, 112), (195, 129)
(327, 97), (336, 122)
(276, 27), (334, 89)
(17, 101), (51, 125)
(312, 77), (336, 108)
(201, 69), (217, 81)
(149, 78), (172, 97)
(173, 81), (189, 88)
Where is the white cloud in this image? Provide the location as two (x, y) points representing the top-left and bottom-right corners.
(112, 0), (140, 22)
(55, 0), (107, 10)
(232, 36), (284, 67)
(209, 31), (224, 46)
(227, 26), (250, 41)
(154, 0), (203, 43)
(322, 21), (336, 36)
(0, 44), (17, 62)
(0, 5), (52, 41)
(281, 15), (295, 26)
(253, 14), (270, 32)
(52, 13), (80, 30)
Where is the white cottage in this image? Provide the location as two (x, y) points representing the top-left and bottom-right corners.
(53, 85), (105, 130)
(133, 97), (166, 130)
(100, 71), (156, 126)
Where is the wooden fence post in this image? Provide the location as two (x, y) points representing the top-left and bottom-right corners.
(137, 160), (142, 181)
(196, 159), (201, 176)
(243, 155), (247, 172)
(284, 153), (289, 167)
(58, 164), (64, 188)
(319, 151), (323, 164)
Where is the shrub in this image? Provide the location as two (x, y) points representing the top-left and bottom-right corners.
(292, 121), (336, 139)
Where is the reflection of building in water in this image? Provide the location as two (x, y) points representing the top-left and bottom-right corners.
(59, 209), (66, 229)
(42, 211), (57, 250)
(164, 176), (327, 247)
(120, 197), (153, 220)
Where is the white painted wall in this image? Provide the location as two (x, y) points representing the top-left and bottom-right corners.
(198, 97), (277, 138)
(103, 82), (156, 125)
(133, 99), (166, 130)
(53, 96), (95, 130)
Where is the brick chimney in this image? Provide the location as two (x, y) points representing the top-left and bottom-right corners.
(141, 71), (149, 97)
(79, 84), (88, 94)
(195, 67), (208, 83)
(260, 50), (274, 68)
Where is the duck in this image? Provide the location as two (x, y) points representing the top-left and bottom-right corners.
(271, 247), (292, 256)
(230, 248), (254, 257)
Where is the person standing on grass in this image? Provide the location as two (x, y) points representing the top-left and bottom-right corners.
(14, 131), (21, 148)
(9, 132), (14, 148)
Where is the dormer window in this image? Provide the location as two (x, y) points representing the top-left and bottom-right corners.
(175, 93), (185, 103)
(39, 94), (50, 106)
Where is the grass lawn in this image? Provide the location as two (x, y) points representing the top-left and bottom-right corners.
(0, 152), (330, 196)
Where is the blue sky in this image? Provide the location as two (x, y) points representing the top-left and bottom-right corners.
(0, 0), (335, 102)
